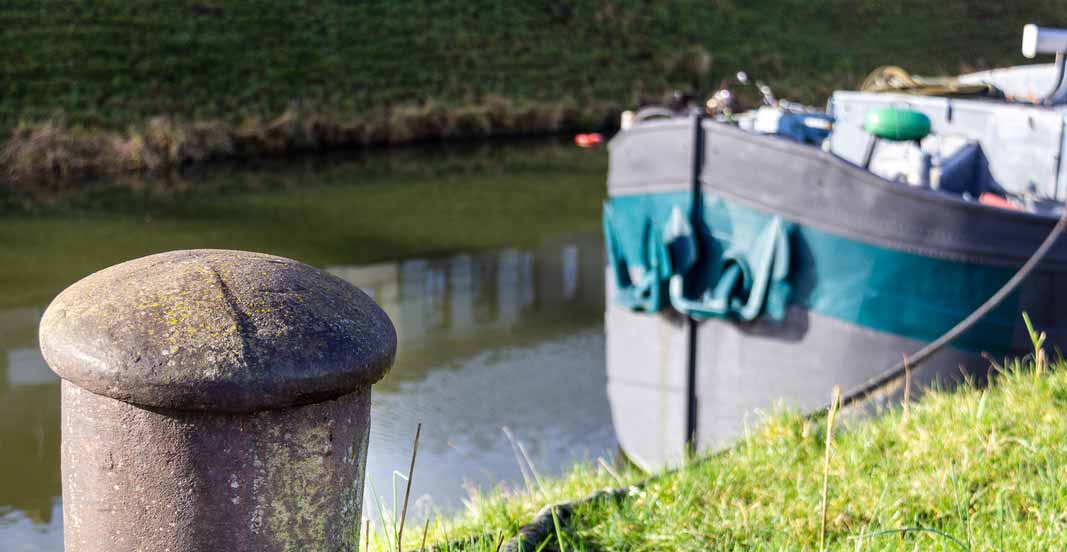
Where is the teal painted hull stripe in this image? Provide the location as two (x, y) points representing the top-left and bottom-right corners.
(606, 191), (1020, 353)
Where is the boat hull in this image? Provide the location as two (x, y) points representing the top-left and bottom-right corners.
(605, 119), (1067, 470)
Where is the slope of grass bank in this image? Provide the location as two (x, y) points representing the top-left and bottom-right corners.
(3, 1), (1065, 182)
(397, 353), (1067, 551)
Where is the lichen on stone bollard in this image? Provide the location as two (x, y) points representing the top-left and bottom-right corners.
(39, 249), (396, 552)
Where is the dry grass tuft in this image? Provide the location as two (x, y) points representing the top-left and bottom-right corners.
(0, 100), (621, 185)
(1, 119), (111, 183)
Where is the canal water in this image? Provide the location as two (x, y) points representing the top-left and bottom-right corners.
(0, 143), (616, 549)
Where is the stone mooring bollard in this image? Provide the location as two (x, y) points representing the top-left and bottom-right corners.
(38, 249), (397, 552)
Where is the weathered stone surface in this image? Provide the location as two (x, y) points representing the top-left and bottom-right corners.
(60, 380), (370, 552)
(39, 249), (396, 412)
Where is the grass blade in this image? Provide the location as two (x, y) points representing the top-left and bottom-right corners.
(398, 422), (423, 552)
(819, 385), (842, 552)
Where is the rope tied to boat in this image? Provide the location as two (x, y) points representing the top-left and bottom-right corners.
(839, 198), (1067, 409)
(860, 65), (999, 97)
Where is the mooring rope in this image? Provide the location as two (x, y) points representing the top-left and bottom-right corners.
(837, 201), (1067, 409)
(860, 65), (997, 97)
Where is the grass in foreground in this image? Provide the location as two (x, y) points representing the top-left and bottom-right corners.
(391, 350), (1067, 551)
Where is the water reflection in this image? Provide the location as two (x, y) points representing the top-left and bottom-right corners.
(0, 232), (610, 547)
(0, 307), (60, 534)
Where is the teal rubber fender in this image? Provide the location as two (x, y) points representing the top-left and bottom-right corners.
(662, 205), (794, 321)
(603, 202), (668, 312)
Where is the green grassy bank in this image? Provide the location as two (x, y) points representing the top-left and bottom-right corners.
(382, 350), (1067, 550)
(3, 1), (1065, 182)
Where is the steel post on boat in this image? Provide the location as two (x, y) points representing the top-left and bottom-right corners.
(38, 249), (397, 552)
(685, 112), (705, 450)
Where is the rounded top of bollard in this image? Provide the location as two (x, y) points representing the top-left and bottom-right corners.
(39, 249), (397, 412)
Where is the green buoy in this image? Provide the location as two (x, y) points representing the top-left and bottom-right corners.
(864, 107), (932, 142)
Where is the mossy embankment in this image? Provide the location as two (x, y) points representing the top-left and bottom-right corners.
(387, 352), (1067, 550)
(3, 1), (1066, 183)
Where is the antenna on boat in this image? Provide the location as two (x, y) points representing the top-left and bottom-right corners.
(1022, 24), (1067, 104)
(735, 71), (777, 106)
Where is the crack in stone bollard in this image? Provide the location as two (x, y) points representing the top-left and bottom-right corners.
(39, 249), (397, 552)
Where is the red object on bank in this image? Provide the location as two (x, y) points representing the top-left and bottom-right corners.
(978, 192), (1019, 211)
(574, 133), (603, 148)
